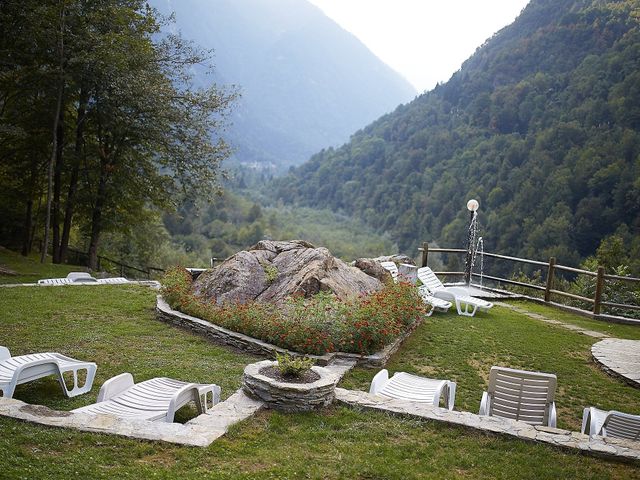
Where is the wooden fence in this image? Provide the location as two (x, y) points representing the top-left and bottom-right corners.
(419, 242), (640, 323)
(66, 247), (164, 279)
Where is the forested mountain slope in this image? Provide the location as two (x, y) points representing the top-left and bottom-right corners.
(273, 0), (640, 265)
(150, 0), (416, 170)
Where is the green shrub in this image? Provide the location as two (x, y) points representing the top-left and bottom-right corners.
(275, 352), (314, 378)
(160, 267), (427, 355)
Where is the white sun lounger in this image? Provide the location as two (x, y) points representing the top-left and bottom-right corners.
(581, 407), (640, 440)
(72, 373), (220, 423)
(417, 267), (492, 317)
(38, 272), (129, 285)
(380, 261), (451, 316)
(96, 277), (129, 284)
(0, 346), (96, 399)
(370, 369), (456, 410)
(479, 366), (557, 427)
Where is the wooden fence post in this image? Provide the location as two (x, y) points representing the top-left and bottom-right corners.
(593, 266), (605, 315)
(544, 257), (556, 302)
(421, 242), (429, 268)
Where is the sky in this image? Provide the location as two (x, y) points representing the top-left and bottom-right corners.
(308, 0), (531, 92)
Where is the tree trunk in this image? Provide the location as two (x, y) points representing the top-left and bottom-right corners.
(52, 107), (64, 263)
(60, 88), (87, 263)
(88, 164), (108, 271)
(21, 158), (39, 256)
(40, 2), (65, 264)
(21, 199), (34, 257)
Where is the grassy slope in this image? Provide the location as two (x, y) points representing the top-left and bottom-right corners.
(0, 246), (89, 285)
(0, 250), (639, 479)
(341, 306), (640, 433)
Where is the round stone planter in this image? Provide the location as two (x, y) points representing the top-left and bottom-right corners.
(242, 360), (339, 412)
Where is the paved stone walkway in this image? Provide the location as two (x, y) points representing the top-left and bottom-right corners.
(0, 359), (357, 446)
(335, 388), (640, 461)
(0, 389), (263, 447)
(592, 338), (640, 388)
(497, 302), (610, 339)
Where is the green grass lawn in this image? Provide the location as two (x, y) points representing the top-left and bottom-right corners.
(340, 306), (640, 433)
(0, 251), (639, 479)
(0, 246), (89, 285)
(512, 300), (640, 340)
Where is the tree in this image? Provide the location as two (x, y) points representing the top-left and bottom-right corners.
(0, 0), (235, 268)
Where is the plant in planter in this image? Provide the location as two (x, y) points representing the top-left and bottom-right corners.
(273, 352), (316, 382)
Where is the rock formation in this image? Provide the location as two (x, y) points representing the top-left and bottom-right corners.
(193, 240), (382, 304)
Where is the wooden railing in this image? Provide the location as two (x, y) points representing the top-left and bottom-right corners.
(66, 247), (164, 279)
(419, 242), (640, 323)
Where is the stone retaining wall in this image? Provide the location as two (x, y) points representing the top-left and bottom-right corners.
(155, 296), (418, 368)
(0, 390), (263, 447)
(335, 388), (640, 462)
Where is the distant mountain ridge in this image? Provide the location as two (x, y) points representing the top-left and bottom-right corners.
(151, 0), (416, 169)
(273, 0), (640, 265)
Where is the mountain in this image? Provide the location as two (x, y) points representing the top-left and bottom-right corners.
(273, 0), (640, 266)
(150, 0), (416, 170)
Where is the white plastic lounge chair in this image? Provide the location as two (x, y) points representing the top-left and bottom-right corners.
(370, 369), (456, 410)
(417, 267), (493, 317)
(38, 277), (72, 285)
(66, 272), (98, 283)
(38, 273), (129, 285)
(581, 407), (640, 440)
(0, 346), (96, 399)
(417, 285), (452, 314)
(38, 272), (96, 285)
(380, 262), (451, 316)
(479, 366), (557, 427)
(72, 373), (220, 423)
(380, 261), (400, 282)
(96, 277), (129, 284)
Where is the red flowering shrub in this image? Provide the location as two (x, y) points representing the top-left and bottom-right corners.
(161, 266), (428, 355)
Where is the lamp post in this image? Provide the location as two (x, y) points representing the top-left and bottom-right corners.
(464, 199), (479, 286)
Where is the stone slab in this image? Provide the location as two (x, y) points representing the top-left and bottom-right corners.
(0, 389), (263, 447)
(592, 338), (640, 388)
(335, 388), (640, 462)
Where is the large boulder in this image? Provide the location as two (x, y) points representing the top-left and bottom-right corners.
(193, 240), (382, 304)
(353, 255), (417, 283)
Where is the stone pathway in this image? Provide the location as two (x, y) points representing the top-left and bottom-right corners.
(0, 389), (263, 447)
(0, 358), (357, 447)
(335, 388), (640, 461)
(497, 302), (610, 339)
(592, 338), (640, 388)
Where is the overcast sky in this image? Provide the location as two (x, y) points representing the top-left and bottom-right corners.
(308, 0), (531, 92)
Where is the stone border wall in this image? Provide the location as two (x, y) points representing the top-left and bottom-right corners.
(0, 390), (263, 447)
(335, 388), (640, 462)
(156, 296), (417, 368)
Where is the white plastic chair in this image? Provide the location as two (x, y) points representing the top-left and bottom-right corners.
(380, 262), (451, 316)
(72, 373), (220, 423)
(479, 366), (557, 427)
(66, 272), (98, 283)
(417, 267), (492, 317)
(37, 278), (72, 285)
(370, 369), (456, 410)
(96, 277), (129, 284)
(380, 261), (400, 282)
(38, 273), (129, 285)
(581, 407), (640, 440)
(0, 346), (96, 398)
